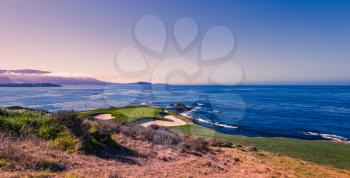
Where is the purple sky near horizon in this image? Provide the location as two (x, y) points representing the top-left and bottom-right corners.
(0, 0), (349, 84)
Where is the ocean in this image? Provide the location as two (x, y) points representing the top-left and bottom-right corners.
(0, 84), (349, 142)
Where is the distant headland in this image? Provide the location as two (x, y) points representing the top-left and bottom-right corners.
(0, 69), (108, 86)
(0, 83), (62, 87)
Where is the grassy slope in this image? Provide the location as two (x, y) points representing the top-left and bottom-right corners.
(82, 106), (350, 170)
(2, 106), (350, 171)
(170, 124), (350, 170)
(80, 106), (167, 123)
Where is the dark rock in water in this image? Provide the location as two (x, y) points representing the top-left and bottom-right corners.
(173, 104), (192, 111)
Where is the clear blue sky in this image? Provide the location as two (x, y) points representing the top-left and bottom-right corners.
(0, 0), (349, 84)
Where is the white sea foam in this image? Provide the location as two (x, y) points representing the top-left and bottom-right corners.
(194, 106), (202, 110)
(180, 110), (193, 117)
(180, 105), (200, 117)
(319, 134), (349, 143)
(304, 131), (319, 136)
(179, 105), (237, 129)
(197, 118), (212, 124)
(214, 122), (238, 129)
(209, 109), (220, 114)
(304, 131), (349, 143)
(196, 119), (238, 129)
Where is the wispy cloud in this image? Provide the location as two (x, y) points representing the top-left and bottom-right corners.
(1, 70), (92, 79)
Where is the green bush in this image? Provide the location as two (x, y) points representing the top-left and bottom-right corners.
(0, 108), (62, 139)
(0, 108), (123, 156)
(52, 132), (78, 152)
(54, 111), (118, 157)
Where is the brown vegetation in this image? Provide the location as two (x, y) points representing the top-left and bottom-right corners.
(1, 132), (350, 178)
(0, 133), (65, 172)
(1, 109), (350, 178)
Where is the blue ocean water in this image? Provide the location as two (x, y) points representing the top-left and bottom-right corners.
(0, 85), (349, 142)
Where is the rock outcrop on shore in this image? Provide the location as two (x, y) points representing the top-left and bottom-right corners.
(172, 104), (192, 111)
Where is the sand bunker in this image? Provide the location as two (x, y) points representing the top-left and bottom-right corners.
(140, 115), (187, 127)
(94, 114), (115, 120)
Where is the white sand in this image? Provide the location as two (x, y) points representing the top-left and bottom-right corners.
(140, 115), (187, 127)
(94, 114), (115, 120)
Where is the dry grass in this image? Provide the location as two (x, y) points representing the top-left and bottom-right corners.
(1, 108), (350, 177)
(1, 131), (350, 178)
(181, 137), (209, 155)
(0, 133), (66, 172)
(118, 124), (182, 146)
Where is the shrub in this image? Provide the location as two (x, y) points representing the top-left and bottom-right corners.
(208, 138), (233, 148)
(152, 129), (182, 145)
(118, 124), (182, 146)
(5, 106), (49, 113)
(149, 124), (160, 130)
(54, 110), (87, 137)
(54, 111), (118, 157)
(0, 109), (62, 139)
(52, 132), (78, 152)
(181, 137), (209, 155)
(5, 106), (26, 110)
(247, 146), (258, 152)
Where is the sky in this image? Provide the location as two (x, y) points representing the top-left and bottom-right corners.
(0, 0), (349, 84)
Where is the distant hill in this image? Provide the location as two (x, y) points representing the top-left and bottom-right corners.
(0, 69), (50, 75)
(0, 69), (108, 86)
(0, 83), (62, 87)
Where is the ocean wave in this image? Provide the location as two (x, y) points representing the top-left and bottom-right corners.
(179, 105), (201, 117)
(179, 103), (237, 129)
(304, 131), (349, 143)
(195, 102), (204, 106)
(197, 118), (212, 124)
(180, 110), (193, 117)
(194, 118), (238, 129)
(208, 109), (220, 114)
(214, 122), (238, 129)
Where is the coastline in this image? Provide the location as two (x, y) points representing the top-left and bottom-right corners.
(175, 103), (350, 144)
(0, 85), (349, 144)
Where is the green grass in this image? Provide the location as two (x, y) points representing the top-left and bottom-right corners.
(0, 108), (122, 155)
(0, 108), (63, 139)
(170, 124), (350, 170)
(82, 106), (350, 170)
(80, 106), (168, 123)
(3, 106), (350, 171)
